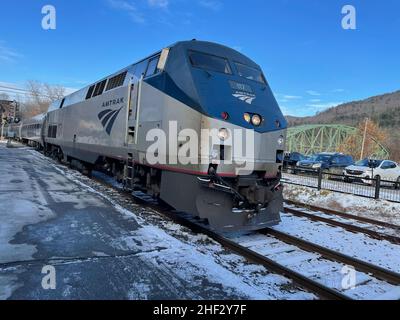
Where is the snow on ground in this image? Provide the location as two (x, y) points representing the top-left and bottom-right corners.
(0, 146), (315, 300)
(49, 160), (314, 300)
(230, 233), (400, 300)
(283, 183), (400, 226)
(53, 156), (400, 299)
(4, 143), (399, 300)
(285, 204), (399, 238)
(274, 212), (400, 274)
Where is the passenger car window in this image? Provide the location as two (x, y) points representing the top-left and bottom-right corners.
(145, 55), (161, 77)
(189, 51), (232, 74)
(235, 63), (266, 84)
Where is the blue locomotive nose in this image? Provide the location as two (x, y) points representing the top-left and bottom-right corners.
(161, 41), (287, 133)
(192, 69), (287, 133)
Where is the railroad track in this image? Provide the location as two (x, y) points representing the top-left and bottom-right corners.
(261, 228), (400, 286)
(106, 187), (400, 300)
(128, 192), (348, 300)
(284, 200), (400, 244)
(60, 168), (400, 300)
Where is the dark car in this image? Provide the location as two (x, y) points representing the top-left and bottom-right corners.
(295, 152), (354, 175)
(283, 152), (307, 170)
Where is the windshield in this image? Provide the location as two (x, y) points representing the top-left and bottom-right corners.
(189, 51), (232, 74)
(355, 159), (382, 168)
(311, 155), (332, 162)
(235, 63), (266, 84)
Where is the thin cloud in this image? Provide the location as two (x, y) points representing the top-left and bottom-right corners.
(107, 0), (145, 23)
(107, 0), (172, 24)
(283, 95), (302, 100)
(0, 42), (22, 64)
(148, 0), (169, 8)
(306, 101), (342, 110)
(332, 88), (345, 93)
(306, 90), (321, 96)
(276, 94), (302, 103)
(198, 0), (222, 11)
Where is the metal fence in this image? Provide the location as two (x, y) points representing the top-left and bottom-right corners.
(282, 167), (400, 203)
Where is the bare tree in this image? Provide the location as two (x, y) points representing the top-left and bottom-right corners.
(43, 83), (65, 101)
(22, 81), (66, 118)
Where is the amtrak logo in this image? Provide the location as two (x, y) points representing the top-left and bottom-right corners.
(98, 107), (123, 135)
(233, 92), (256, 105)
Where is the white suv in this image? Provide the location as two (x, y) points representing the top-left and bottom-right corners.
(344, 159), (400, 187)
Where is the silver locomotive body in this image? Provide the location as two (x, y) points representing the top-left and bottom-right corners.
(42, 40), (287, 231)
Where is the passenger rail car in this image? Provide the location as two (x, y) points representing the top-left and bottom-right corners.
(20, 113), (45, 148)
(41, 40), (287, 231)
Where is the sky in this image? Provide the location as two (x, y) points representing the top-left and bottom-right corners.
(0, 0), (399, 116)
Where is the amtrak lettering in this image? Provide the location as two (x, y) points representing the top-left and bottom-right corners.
(101, 97), (124, 108)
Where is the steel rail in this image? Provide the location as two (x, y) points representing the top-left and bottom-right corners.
(285, 200), (400, 230)
(261, 228), (400, 286)
(125, 193), (349, 300)
(283, 206), (400, 245)
(79, 175), (350, 300)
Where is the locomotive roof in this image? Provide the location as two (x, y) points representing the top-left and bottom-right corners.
(48, 40), (261, 112)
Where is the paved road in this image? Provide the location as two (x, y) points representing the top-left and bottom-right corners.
(0, 142), (256, 300)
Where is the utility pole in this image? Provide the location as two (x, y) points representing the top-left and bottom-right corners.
(360, 117), (369, 160)
(0, 102), (5, 140)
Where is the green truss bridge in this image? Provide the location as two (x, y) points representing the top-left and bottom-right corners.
(286, 124), (390, 159)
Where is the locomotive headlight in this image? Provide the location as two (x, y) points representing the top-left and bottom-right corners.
(277, 135), (284, 146)
(218, 128), (229, 141)
(244, 113), (251, 123)
(251, 114), (262, 126)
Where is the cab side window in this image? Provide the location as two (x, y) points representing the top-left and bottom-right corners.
(133, 61), (148, 81)
(145, 55), (161, 78)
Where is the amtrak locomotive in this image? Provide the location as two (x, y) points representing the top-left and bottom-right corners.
(7, 40), (287, 231)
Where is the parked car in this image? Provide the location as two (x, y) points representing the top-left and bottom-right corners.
(344, 159), (400, 188)
(295, 152), (354, 175)
(283, 152), (307, 170)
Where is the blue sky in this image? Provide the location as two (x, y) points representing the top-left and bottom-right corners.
(0, 0), (399, 116)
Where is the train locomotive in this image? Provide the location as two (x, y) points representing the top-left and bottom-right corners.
(7, 40), (288, 231)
